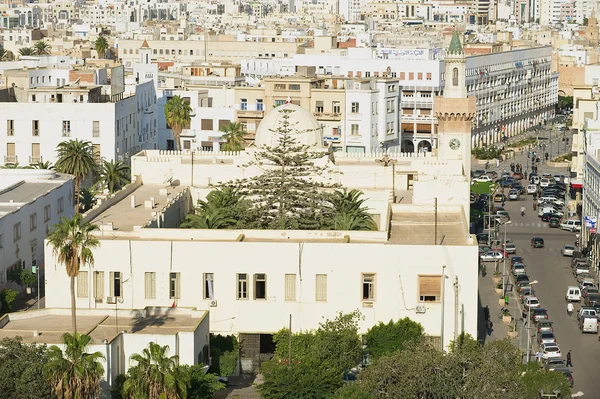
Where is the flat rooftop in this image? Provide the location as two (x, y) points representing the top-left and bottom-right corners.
(389, 209), (470, 246)
(0, 182), (62, 203)
(89, 184), (187, 231)
(0, 311), (202, 344)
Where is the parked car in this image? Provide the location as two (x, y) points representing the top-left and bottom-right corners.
(566, 286), (582, 302)
(531, 176), (540, 185)
(476, 233), (489, 244)
(540, 178), (552, 187)
(542, 357), (564, 371)
(577, 307), (597, 322)
(511, 256), (525, 266)
(552, 368), (574, 388)
(512, 263), (526, 276)
(531, 237), (545, 248)
(548, 217), (561, 228)
(537, 331), (556, 345)
(582, 287), (599, 298)
(480, 251), (505, 262)
(508, 189), (519, 200)
(540, 343), (561, 359)
(537, 320), (553, 334)
(580, 316), (598, 333)
(574, 264), (591, 276)
(561, 245), (575, 256)
(524, 296), (541, 309)
(474, 175), (492, 183)
(527, 184), (538, 194)
(494, 193), (505, 203)
(520, 286), (536, 302)
(561, 220), (582, 232)
(503, 242), (517, 254)
(515, 275), (531, 287)
(584, 294), (600, 307)
(531, 308), (549, 321)
(580, 279), (596, 291)
(513, 172), (524, 180)
(472, 170), (486, 178)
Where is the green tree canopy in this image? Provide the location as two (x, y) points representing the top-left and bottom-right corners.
(18, 47), (34, 56)
(33, 40), (51, 55)
(180, 187), (251, 229)
(0, 337), (52, 398)
(55, 139), (97, 213)
(219, 121), (246, 151)
(164, 95), (192, 151)
(364, 317), (424, 360)
(94, 36), (109, 58)
(100, 159), (130, 194)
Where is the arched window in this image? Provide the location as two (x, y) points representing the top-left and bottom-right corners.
(452, 68), (459, 86)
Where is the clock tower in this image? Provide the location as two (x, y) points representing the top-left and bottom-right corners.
(434, 30), (476, 176)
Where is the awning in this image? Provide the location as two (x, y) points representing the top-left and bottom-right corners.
(571, 180), (583, 189)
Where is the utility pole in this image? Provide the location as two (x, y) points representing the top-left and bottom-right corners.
(434, 197), (438, 245)
(440, 265), (446, 351)
(453, 276), (459, 340)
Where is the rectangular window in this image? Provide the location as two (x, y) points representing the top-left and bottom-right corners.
(145, 272), (156, 299)
(351, 124), (360, 136)
(93, 121), (100, 137)
(274, 99), (286, 107)
(77, 271), (89, 298)
(426, 73), (432, 80)
(62, 120), (71, 136)
(362, 273), (375, 300)
(254, 273), (267, 299)
(333, 101), (341, 114)
(13, 222), (21, 241)
(29, 213), (37, 231)
(44, 205), (51, 222)
(400, 72), (405, 80)
(110, 271), (122, 297)
(285, 274), (296, 301)
(418, 275), (442, 302)
(169, 272), (181, 299)
(240, 98), (247, 110)
(417, 72), (423, 80)
(315, 101), (324, 113)
(201, 119), (213, 130)
(409, 72), (414, 80)
(57, 197), (64, 214)
(32, 120), (39, 136)
(204, 273), (214, 299)
(94, 271), (104, 300)
(237, 273), (248, 299)
(351, 102), (360, 113)
(274, 83), (286, 91)
(316, 274), (327, 301)
(256, 99), (264, 110)
(288, 84), (300, 91)
(218, 120), (229, 130)
(6, 120), (14, 136)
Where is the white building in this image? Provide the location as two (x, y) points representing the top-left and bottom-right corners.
(0, 169), (73, 289)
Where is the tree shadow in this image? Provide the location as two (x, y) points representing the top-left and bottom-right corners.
(129, 309), (176, 333)
(477, 291), (488, 345)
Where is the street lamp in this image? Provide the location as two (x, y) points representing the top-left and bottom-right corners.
(526, 279), (539, 363)
(502, 221), (512, 293)
(377, 153), (397, 203)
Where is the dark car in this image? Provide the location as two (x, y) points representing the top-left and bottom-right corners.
(548, 217), (561, 228)
(531, 308), (549, 321)
(500, 179), (515, 188)
(473, 170), (486, 178)
(585, 294), (600, 307)
(511, 256), (525, 266)
(553, 368), (574, 387)
(531, 237), (545, 248)
(515, 274), (531, 287)
(540, 213), (555, 222)
(512, 183), (525, 194)
(477, 233), (489, 244)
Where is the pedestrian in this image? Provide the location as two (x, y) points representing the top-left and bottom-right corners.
(567, 302), (574, 316)
(566, 350), (573, 367)
(501, 197), (505, 206)
(486, 319), (493, 336)
(484, 305), (490, 321)
(524, 171), (528, 179)
(504, 294), (510, 306)
(510, 163), (515, 172)
(520, 206), (526, 217)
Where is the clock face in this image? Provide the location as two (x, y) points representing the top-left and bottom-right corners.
(449, 138), (461, 150)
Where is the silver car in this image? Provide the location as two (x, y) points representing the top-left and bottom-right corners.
(537, 331), (557, 345)
(561, 245), (575, 256)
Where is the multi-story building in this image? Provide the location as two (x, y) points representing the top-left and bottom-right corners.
(0, 169), (73, 289)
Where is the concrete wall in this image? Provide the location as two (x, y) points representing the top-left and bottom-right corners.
(82, 175), (143, 224)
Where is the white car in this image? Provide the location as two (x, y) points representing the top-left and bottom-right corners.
(473, 175), (492, 183)
(527, 184), (538, 194)
(538, 207), (564, 217)
(560, 220), (581, 232)
(561, 245), (575, 256)
(480, 251), (504, 262)
(531, 176), (540, 185)
(540, 178), (551, 187)
(508, 190), (519, 200)
(524, 296), (541, 309)
(537, 196), (560, 205)
(541, 343), (562, 359)
(512, 263), (526, 275)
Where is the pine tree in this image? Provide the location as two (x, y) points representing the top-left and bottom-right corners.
(232, 108), (339, 230)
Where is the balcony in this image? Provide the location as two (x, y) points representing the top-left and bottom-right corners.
(29, 155), (42, 164)
(7, 129), (14, 136)
(400, 100), (433, 109)
(32, 129), (39, 137)
(62, 129), (71, 137)
(314, 113), (341, 121)
(236, 104), (264, 118)
(4, 155), (17, 164)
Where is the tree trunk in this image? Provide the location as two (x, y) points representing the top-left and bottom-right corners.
(74, 177), (81, 215)
(70, 276), (77, 333)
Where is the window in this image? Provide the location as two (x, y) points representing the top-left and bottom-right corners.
(94, 271), (104, 300)
(409, 72), (414, 80)
(145, 272), (156, 299)
(426, 73), (432, 80)
(240, 98), (247, 110)
(254, 273), (267, 299)
(274, 99), (286, 107)
(362, 273), (375, 300)
(387, 100), (395, 113)
(201, 119), (213, 130)
(93, 121), (100, 137)
(274, 83), (286, 91)
(400, 72), (405, 80)
(32, 120), (39, 136)
(237, 273), (248, 299)
(316, 274), (327, 301)
(218, 120), (229, 130)
(30, 213), (37, 231)
(44, 205), (51, 222)
(351, 124), (360, 136)
(288, 84), (300, 91)
(170, 272), (181, 299)
(13, 222), (21, 242)
(62, 120), (71, 136)
(110, 271), (122, 297)
(57, 197), (64, 214)
(315, 101), (324, 113)
(203, 273), (215, 299)
(418, 275), (441, 302)
(256, 99), (264, 110)
(417, 72), (423, 80)
(351, 102), (360, 113)
(452, 68), (459, 86)
(77, 271), (88, 298)
(285, 274), (296, 301)
(7, 120), (14, 136)
(333, 101), (341, 114)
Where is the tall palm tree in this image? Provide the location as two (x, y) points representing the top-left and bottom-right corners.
(219, 122), (246, 151)
(0, 46), (7, 61)
(327, 189), (377, 231)
(94, 36), (109, 58)
(31, 161), (54, 169)
(164, 95), (192, 151)
(122, 342), (189, 399)
(47, 215), (100, 333)
(180, 208), (235, 229)
(100, 159), (130, 194)
(55, 139), (96, 214)
(33, 40), (51, 55)
(44, 332), (105, 399)
(79, 187), (97, 213)
(18, 47), (34, 57)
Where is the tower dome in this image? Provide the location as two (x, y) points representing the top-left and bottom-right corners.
(254, 103), (323, 147)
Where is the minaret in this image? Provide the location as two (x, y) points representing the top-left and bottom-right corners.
(140, 40), (151, 65)
(433, 30), (476, 176)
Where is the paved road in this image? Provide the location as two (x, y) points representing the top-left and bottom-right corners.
(501, 194), (596, 396)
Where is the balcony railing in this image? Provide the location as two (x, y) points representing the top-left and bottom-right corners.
(29, 155), (42, 164)
(62, 129), (71, 137)
(4, 155), (17, 164)
(7, 129), (14, 136)
(314, 113), (342, 121)
(32, 129), (39, 136)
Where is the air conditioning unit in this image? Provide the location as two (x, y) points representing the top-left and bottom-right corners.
(362, 301), (374, 308)
(209, 300), (218, 307)
(416, 305), (426, 314)
(106, 296), (116, 304)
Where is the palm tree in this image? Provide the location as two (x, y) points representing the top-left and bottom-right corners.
(33, 40), (51, 55)
(47, 215), (100, 333)
(55, 139), (96, 214)
(18, 47), (34, 57)
(122, 342), (189, 399)
(94, 36), (109, 59)
(219, 122), (246, 151)
(44, 332), (105, 399)
(31, 161), (54, 169)
(180, 208), (235, 229)
(2, 162), (21, 169)
(79, 187), (97, 213)
(100, 159), (130, 194)
(164, 95), (192, 151)
(327, 189), (377, 231)
(0, 46), (7, 61)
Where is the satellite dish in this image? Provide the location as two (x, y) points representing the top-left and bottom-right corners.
(163, 170), (174, 185)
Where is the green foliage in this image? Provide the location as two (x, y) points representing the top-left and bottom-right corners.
(185, 366), (225, 399)
(326, 189), (377, 231)
(95, 36), (109, 58)
(7, 265), (23, 285)
(0, 337), (52, 399)
(558, 96), (573, 110)
(79, 187), (98, 213)
(0, 289), (18, 312)
(520, 362), (571, 398)
(164, 95), (192, 151)
(31, 161), (53, 169)
(552, 153), (573, 162)
(209, 335), (239, 376)
(470, 181), (497, 195)
(33, 40), (51, 55)
(333, 383), (372, 399)
(18, 47), (34, 56)
(0, 46), (7, 61)
(44, 332), (105, 399)
(364, 317), (424, 360)
(55, 139), (97, 213)
(20, 268), (37, 287)
(111, 374), (126, 399)
(472, 146), (504, 160)
(181, 187), (250, 229)
(219, 350), (238, 377)
(220, 121), (246, 151)
(507, 137), (536, 148)
(100, 159), (130, 194)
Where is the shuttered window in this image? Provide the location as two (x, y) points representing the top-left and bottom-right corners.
(145, 272), (156, 299)
(316, 274), (327, 301)
(94, 271), (104, 300)
(419, 275), (441, 302)
(284, 274), (296, 301)
(77, 271), (88, 298)
(170, 272), (181, 299)
(109, 272), (122, 297)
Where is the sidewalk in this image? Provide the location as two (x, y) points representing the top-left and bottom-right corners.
(478, 266), (520, 343)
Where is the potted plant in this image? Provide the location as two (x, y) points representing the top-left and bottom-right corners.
(507, 324), (518, 338)
(501, 309), (512, 324)
(495, 282), (503, 294)
(492, 271), (501, 284)
(499, 294), (506, 306)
